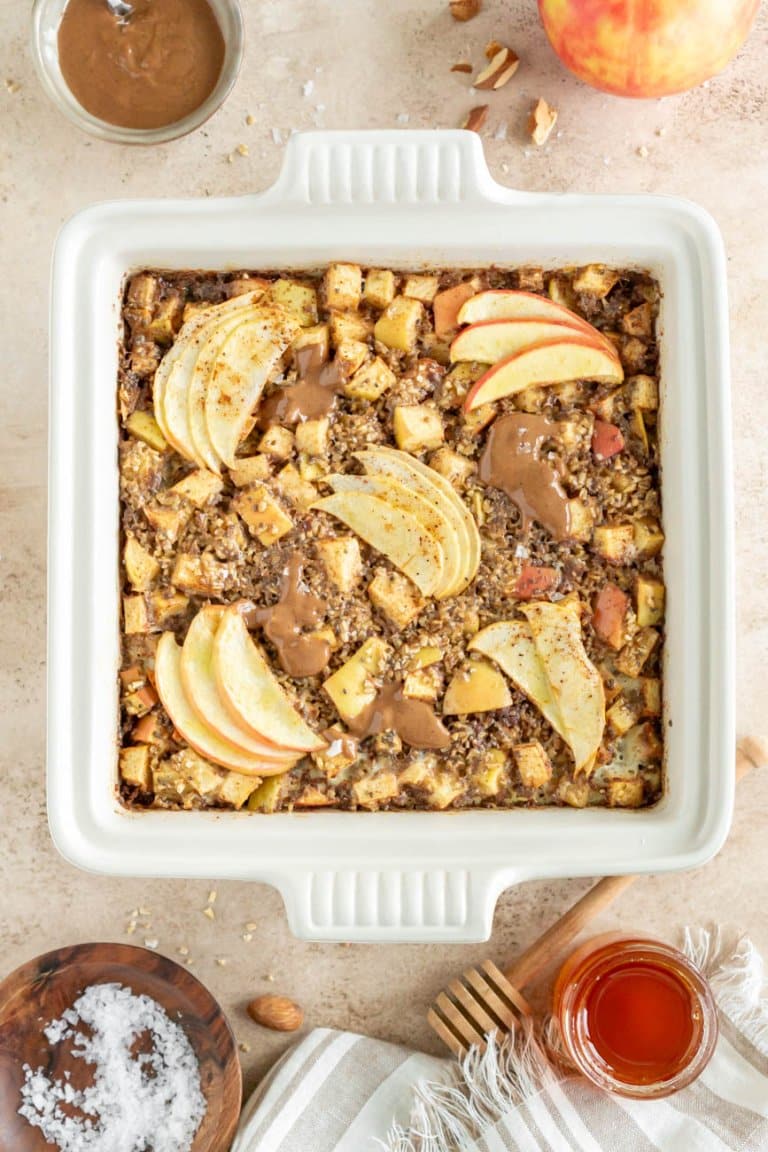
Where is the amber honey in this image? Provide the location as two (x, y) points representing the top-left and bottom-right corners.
(553, 935), (718, 1099)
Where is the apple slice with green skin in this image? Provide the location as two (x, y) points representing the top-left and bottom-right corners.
(469, 621), (569, 746)
(458, 289), (612, 345)
(311, 492), (445, 597)
(154, 292), (261, 462)
(205, 306), (300, 469)
(213, 609), (327, 753)
(325, 473), (460, 598)
(180, 608), (298, 764)
(450, 318), (603, 365)
(520, 599), (605, 777)
(355, 448), (481, 595)
(155, 631), (294, 776)
(464, 337), (624, 412)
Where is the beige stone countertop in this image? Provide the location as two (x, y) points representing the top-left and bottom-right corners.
(1, 0), (767, 1103)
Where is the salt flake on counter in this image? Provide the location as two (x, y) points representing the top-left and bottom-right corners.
(18, 982), (206, 1152)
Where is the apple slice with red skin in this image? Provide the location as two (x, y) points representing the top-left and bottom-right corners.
(457, 290), (616, 354)
(464, 336), (624, 412)
(450, 318), (603, 365)
(155, 632), (297, 776)
(180, 608), (298, 764)
(213, 609), (327, 753)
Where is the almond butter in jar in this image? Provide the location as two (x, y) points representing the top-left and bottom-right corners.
(552, 934), (718, 1099)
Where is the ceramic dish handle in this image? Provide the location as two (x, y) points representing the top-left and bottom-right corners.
(262, 129), (520, 207)
(279, 869), (503, 943)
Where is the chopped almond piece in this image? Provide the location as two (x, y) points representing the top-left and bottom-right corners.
(449, 0), (481, 19)
(473, 46), (519, 90)
(529, 98), (557, 146)
(451, 62), (473, 74)
(462, 105), (489, 133)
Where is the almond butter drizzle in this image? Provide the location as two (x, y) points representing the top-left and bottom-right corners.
(479, 412), (571, 540)
(250, 556), (331, 678)
(347, 682), (451, 750)
(259, 344), (344, 427)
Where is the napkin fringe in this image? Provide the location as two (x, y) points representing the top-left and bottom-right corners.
(381, 1022), (556, 1152)
(683, 926), (768, 1056)
(383, 928), (768, 1152)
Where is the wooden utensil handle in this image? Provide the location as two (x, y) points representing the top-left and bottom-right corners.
(503, 738), (766, 992)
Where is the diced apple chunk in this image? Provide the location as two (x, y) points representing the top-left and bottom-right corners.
(461, 404), (496, 436)
(363, 268), (396, 310)
(512, 740), (553, 789)
(636, 575), (665, 627)
(472, 749), (508, 796)
(317, 535), (362, 592)
(120, 745), (152, 791)
(232, 484), (293, 546)
(393, 405), (445, 453)
(292, 323), (330, 361)
(403, 274), (439, 303)
(606, 695), (640, 737)
(323, 637), (391, 724)
(573, 264), (620, 298)
(217, 771), (262, 809)
(247, 774), (289, 812)
(324, 263), (363, 311)
(402, 669), (439, 701)
(143, 501), (192, 543)
(368, 569), (425, 628)
(593, 523), (636, 564)
(170, 469), (224, 508)
(150, 590), (189, 626)
(615, 627), (660, 677)
(330, 311), (372, 346)
(567, 500), (594, 542)
(294, 785), (334, 807)
(146, 293), (183, 344)
(408, 645), (443, 670)
(132, 713), (165, 745)
(171, 553), (229, 597)
(442, 362), (486, 409)
(345, 357), (396, 401)
(312, 727), (359, 778)
(271, 279), (318, 326)
(640, 677), (661, 717)
(443, 658), (512, 715)
(229, 455), (271, 486)
(627, 374), (659, 410)
(258, 425), (295, 461)
(125, 410), (168, 453)
(124, 595), (151, 635)
(621, 303), (654, 338)
(557, 777), (590, 808)
(275, 463), (318, 510)
(606, 777), (645, 808)
(592, 583), (630, 650)
(335, 339), (369, 377)
(124, 536), (160, 592)
(422, 771), (464, 810)
(634, 518), (664, 559)
(428, 447), (476, 488)
(353, 771), (399, 809)
(295, 417), (329, 457)
(374, 296), (423, 352)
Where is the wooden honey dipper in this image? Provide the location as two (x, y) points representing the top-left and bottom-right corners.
(429, 737), (767, 1057)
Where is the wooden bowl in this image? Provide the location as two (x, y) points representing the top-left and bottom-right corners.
(0, 942), (242, 1152)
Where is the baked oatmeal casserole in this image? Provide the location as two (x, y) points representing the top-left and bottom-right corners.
(117, 262), (664, 814)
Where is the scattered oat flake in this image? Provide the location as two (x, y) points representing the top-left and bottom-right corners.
(144, 938), (159, 950)
(5, 78), (21, 94)
(239, 1041), (251, 1053)
(236, 144), (249, 157)
(216, 958), (228, 967)
(246, 113), (255, 125)
(637, 145), (649, 158)
(451, 62), (473, 73)
(178, 945), (190, 956)
(203, 906), (215, 920)
(138, 906), (151, 916)
(245, 922), (258, 931)
(265, 973), (275, 983)
(242, 933), (253, 942)
(126, 920), (137, 935)
(656, 127), (667, 136)
(207, 889), (217, 904)
(18, 984), (206, 1152)
(528, 98), (557, 146)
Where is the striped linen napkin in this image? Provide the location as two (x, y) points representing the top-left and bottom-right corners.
(232, 930), (768, 1152)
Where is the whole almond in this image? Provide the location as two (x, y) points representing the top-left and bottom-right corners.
(450, 0), (481, 21)
(247, 994), (304, 1032)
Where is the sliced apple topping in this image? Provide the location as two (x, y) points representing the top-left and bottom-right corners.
(153, 294), (300, 473)
(312, 448), (481, 599)
(464, 338), (624, 412)
(451, 319), (594, 365)
(457, 289), (615, 352)
(470, 598), (605, 776)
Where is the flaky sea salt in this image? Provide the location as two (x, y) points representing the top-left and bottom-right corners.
(18, 983), (206, 1152)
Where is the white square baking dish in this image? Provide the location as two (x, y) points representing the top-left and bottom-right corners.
(48, 130), (734, 943)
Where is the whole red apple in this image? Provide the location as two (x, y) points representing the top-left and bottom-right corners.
(538, 0), (760, 97)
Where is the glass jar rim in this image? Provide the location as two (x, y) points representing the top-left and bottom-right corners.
(30, 0), (245, 145)
(555, 937), (718, 1100)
